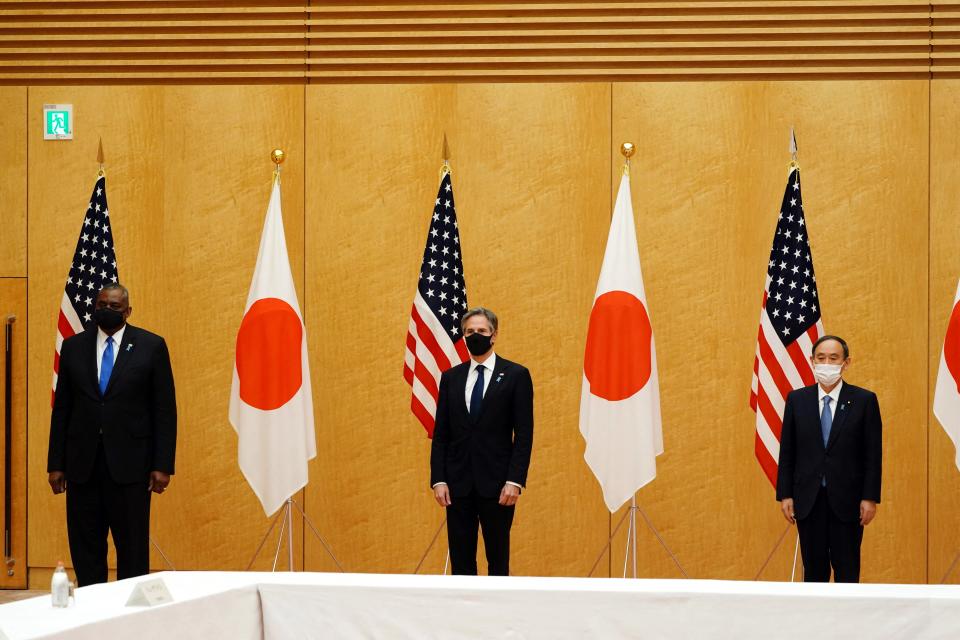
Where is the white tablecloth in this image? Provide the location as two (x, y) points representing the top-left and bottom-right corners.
(3, 572), (960, 639)
(0, 572), (262, 640)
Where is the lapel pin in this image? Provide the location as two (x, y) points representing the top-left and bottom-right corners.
(496, 373), (504, 383)
(126, 343), (133, 352)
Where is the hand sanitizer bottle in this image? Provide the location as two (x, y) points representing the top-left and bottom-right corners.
(51, 561), (69, 608)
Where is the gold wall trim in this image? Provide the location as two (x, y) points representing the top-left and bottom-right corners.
(0, 2), (954, 83)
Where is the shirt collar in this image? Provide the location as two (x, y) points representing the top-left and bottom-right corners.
(817, 379), (843, 406)
(97, 324), (126, 349)
(469, 352), (496, 375)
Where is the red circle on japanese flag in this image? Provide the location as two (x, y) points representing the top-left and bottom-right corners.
(945, 301), (960, 393)
(236, 297), (303, 410)
(584, 290), (653, 401)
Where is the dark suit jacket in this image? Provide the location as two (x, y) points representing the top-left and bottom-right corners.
(48, 324), (177, 485)
(776, 382), (882, 522)
(430, 356), (534, 498)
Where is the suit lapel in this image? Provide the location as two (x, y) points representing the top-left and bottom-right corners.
(802, 385), (826, 449)
(83, 328), (100, 395)
(454, 362), (471, 419)
(103, 325), (137, 397)
(826, 383), (853, 450)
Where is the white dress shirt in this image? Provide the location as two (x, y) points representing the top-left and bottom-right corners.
(817, 379), (843, 423)
(96, 324), (126, 379)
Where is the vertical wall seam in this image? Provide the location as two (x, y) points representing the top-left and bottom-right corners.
(926, 0), (933, 586)
(608, 80), (614, 579)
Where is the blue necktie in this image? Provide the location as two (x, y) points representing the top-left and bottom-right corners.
(821, 396), (833, 447)
(470, 365), (485, 417)
(99, 336), (115, 395)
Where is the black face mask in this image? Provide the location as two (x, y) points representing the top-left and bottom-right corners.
(464, 333), (493, 356)
(93, 307), (125, 331)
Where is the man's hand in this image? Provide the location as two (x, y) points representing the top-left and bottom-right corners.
(48, 471), (66, 495)
(148, 471), (171, 494)
(433, 483), (451, 507)
(860, 500), (877, 526)
(780, 498), (795, 524)
(499, 483), (520, 507)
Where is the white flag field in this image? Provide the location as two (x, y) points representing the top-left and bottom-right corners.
(580, 172), (664, 512)
(934, 278), (960, 471)
(229, 175), (317, 516)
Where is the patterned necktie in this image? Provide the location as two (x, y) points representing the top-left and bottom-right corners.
(821, 396), (833, 447)
(470, 365), (485, 417)
(99, 336), (115, 395)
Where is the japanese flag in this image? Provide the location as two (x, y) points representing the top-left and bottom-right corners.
(934, 279), (960, 472)
(579, 173), (663, 513)
(229, 176), (316, 516)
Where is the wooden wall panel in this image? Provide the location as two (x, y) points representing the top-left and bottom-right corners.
(929, 79), (960, 585)
(27, 86), (306, 576)
(10, 79), (947, 584)
(0, 280), (27, 588)
(0, 88), (26, 277)
(611, 80), (929, 583)
(303, 83), (613, 575)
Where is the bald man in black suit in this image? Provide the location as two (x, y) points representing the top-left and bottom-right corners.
(48, 284), (177, 586)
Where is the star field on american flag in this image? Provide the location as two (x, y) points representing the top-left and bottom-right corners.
(64, 176), (119, 325)
(417, 172), (467, 339)
(764, 170), (821, 342)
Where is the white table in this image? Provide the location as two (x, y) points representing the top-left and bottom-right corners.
(3, 572), (960, 639)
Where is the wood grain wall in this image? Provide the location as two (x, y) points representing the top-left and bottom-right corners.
(2, 80), (954, 587)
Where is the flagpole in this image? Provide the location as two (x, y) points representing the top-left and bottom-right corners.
(271, 147), (295, 571)
(440, 133), (451, 181)
(754, 131), (805, 582)
(412, 137), (456, 575)
(96, 137), (105, 177)
(790, 534), (800, 582)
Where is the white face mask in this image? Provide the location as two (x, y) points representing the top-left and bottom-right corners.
(813, 363), (843, 386)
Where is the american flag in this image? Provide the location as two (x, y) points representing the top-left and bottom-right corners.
(52, 175), (119, 401)
(749, 167), (824, 486)
(403, 169), (469, 437)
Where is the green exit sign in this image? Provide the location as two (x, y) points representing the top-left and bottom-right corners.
(43, 104), (73, 140)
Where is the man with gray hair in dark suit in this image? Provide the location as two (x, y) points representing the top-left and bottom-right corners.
(430, 307), (534, 575)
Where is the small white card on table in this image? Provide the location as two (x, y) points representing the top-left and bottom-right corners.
(125, 577), (174, 607)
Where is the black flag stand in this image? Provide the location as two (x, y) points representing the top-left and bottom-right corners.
(753, 522), (801, 581)
(941, 551), (960, 584)
(413, 516), (449, 575)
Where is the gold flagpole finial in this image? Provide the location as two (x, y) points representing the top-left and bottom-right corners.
(788, 127), (799, 170)
(271, 148), (285, 180)
(97, 137), (105, 177)
(440, 133), (452, 180)
(620, 142), (635, 176)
